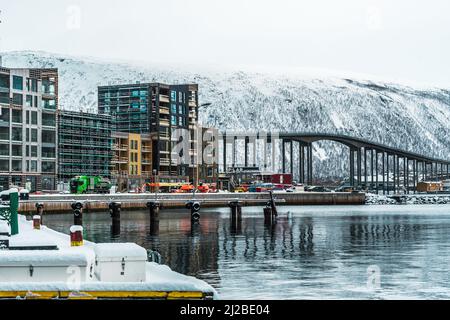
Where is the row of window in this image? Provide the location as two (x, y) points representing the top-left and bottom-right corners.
(0, 144), (55, 158)
(0, 108), (56, 126)
(0, 127), (56, 143)
(0, 159), (55, 173)
(129, 152), (139, 163)
(12, 76), (39, 92)
(170, 115), (187, 126)
(12, 76), (54, 94)
(10, 93), (56, 109)
(170, 103), (187, 115)
(129, 164), (139, 175)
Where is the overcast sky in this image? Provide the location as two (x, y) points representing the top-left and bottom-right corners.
(1, 0), (449, 86)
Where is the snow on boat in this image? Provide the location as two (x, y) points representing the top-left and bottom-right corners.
(0, 192), (217, 300)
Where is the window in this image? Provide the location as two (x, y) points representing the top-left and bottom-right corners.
(31, 111), (37, 125)
(42, 147), (55, 158)
(171, 115), (177, 125)
(11, 127), (22, 141)
(26, 95), (33, 107)
(42, 80), (55, 94)
(12, 145), (22, 157)
(13, 93), (23, 106)
(26, 78), (37, 92)
(179, 92), (184, 103)
(30, 160), (37, 172)
(0, 108), (9, 122)
(42, 130), (56, 144)
(42, 113), (56, 126)
(42, 161), (55, 173)
(0, 128), (9, 140)
(132, 90), (139, 97)
(12, 160), (22, 172)
(31, 146), (37, 157)
(31, 129), (38, 142)
(170, 90), (176, 101)
(0, 144), (8, 156)
(41, 99), (56, 109)
(12, 76), (23, 90)
(12, 110), (22, 123)
(0, 93), (8, 104)
(0, 74), (9, 88)
(0, 160), (9, 172)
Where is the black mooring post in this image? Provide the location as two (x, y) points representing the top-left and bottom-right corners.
(146, 201), (161, 220)
(147, 201), (161, 236)
(264, 191), (278, 225)
(109, 202), (121, 236)
(229, 200), (242, 234)
(186, 201), (201, 224)
(35, 202), (44, 225)
(71, 202), (83, 226)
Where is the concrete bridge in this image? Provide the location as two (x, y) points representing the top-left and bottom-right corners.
(220, 132), (450, 194)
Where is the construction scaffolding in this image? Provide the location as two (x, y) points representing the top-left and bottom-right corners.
(58, 110), (113, 181)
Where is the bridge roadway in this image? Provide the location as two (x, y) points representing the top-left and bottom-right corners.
(18, 191), (366, 213)
(221, 131), (450, 195)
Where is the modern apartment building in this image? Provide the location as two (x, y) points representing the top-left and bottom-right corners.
(111, 131), (154, 191)
(58, 110), (113, 181)
(0, 67), (58, 191)
(98, 83), (198, 179)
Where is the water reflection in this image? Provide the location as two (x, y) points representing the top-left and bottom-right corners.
(44, 205), (450, 299)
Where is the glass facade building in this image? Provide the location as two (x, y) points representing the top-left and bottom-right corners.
(98, 83), (199, 178)
(0, 67), (58, 191)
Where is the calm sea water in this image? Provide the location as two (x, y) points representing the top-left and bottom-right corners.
(43, 205), (450, 299)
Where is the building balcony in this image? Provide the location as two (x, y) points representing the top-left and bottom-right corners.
(111, 157), (128, 163)
(159, 95), (170, 103)
(112, 144), (128, 151)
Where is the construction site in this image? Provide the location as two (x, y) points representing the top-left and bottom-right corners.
(57, 110), (113, 182)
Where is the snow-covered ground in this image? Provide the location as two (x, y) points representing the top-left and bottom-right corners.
(2, 51), (449, 179)
(366, 193), (450, 205)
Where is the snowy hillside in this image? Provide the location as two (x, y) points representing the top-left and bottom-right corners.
(2, 51), (449, 179)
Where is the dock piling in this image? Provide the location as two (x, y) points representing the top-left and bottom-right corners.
(71, 202), (84, 226)
(146, 201), (161, 220)
(109, 202), (121, 236)
(228, 200), (242, 233)
(186, 201), (201, 223)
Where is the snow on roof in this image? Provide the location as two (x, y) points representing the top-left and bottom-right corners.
(0, 248), (95, 267)
(95, 243), (147, 260)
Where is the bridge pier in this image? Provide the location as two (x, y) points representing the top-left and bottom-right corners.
(364, 148), (368, 190)
(349, 148), (355, 188)
(290, 140), (294, 176)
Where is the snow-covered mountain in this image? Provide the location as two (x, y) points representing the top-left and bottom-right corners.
(2, 51), (449, 179)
